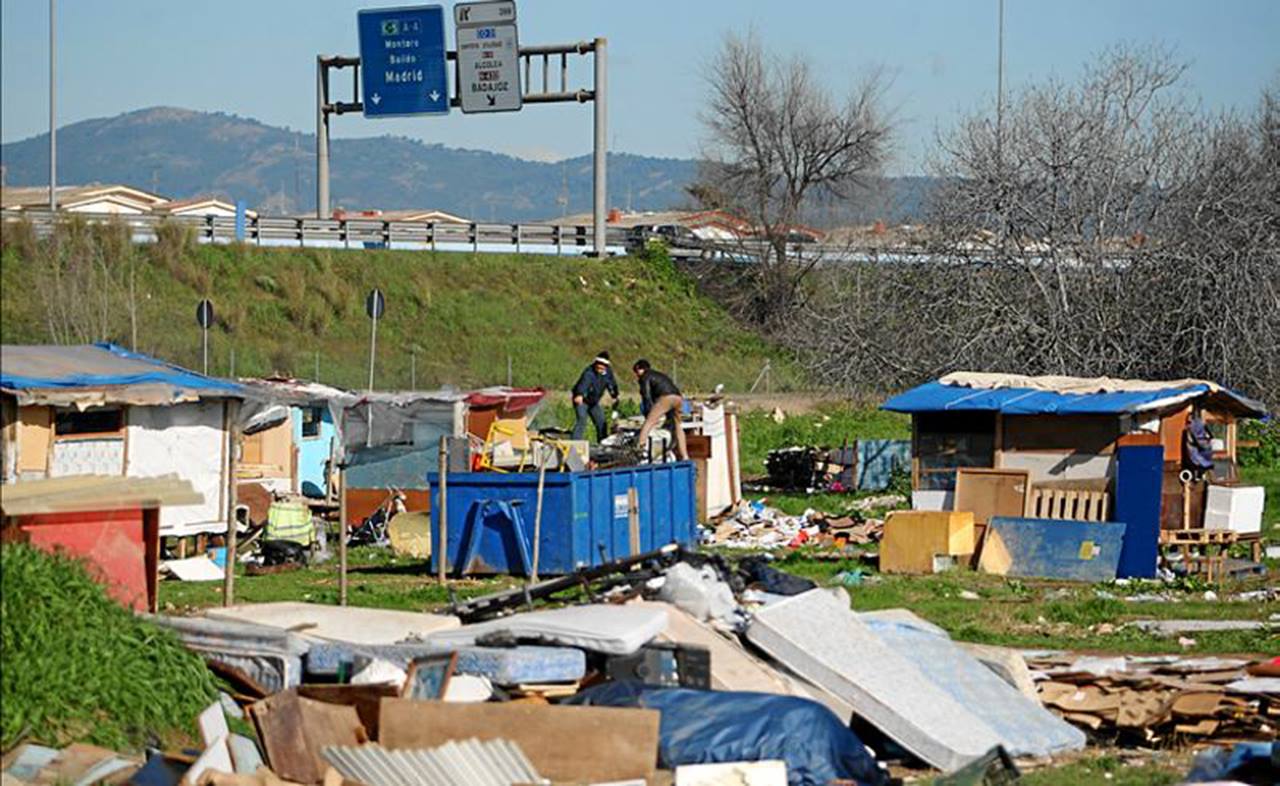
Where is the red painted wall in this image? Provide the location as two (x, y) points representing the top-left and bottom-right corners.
(18, 508), (149, 611)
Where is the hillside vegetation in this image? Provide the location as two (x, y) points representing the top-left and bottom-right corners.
(0, 223), (799, 393)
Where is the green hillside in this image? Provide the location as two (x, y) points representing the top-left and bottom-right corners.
(0, 225), (799, 394)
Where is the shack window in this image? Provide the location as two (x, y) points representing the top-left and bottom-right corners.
(53, 407), (124, 438)
(914, 411), (996, 490)
(301, 406), (324, 439)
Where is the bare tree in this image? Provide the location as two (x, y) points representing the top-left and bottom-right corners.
(783, 47), (1279, 400)
(691, 31), (892, 330)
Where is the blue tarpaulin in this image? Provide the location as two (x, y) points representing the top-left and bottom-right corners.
(566, 682), (885, 786)
(0, 342), (240, 400)
(883, 380), (1264, 417)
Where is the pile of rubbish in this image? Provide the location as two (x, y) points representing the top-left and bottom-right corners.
(1030, 653), (1280, 742)
(6, 541), (1277, 786)
(705, 495), (905, 551)
(0, 549), (1051, 784)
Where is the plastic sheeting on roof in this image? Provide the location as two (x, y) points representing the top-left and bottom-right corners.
(883, 379), (1266, 417)
(0, 343), (241, 406)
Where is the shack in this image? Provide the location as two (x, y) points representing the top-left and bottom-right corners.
(235, 377), (356, 501)
(341, 387), (547, 525)
(0, 343), (244, 537)
(882, 373), (1268, 578)
(885, 373), (1266, 498)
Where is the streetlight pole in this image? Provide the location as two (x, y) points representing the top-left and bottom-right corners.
(49, 0), (57, 211)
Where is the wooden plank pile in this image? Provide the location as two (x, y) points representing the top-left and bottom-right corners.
(1029, 654), (1279, 743)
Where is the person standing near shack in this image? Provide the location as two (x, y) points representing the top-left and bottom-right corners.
(571, 351), (619, 442)
(633, 358), (689, 461)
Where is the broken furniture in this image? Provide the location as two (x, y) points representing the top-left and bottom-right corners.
(879, 510), (975, 574)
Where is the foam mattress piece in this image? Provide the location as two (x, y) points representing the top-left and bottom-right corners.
(305, 642), (586, 684)
(746, 588), (1003, 772)
(206, 602), (460, 645)
(425, 604), (668, 655)
(860, 611), (1086, 757)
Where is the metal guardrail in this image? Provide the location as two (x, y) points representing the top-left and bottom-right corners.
(1, 209), (635, 255)
(1, 208), (948, 263)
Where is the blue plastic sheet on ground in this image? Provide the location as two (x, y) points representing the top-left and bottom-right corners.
(565, 682), (885, 786)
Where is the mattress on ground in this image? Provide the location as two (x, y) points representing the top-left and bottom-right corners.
(205, 601), (460, 645)
(746, 589), (1001, 773)
(859, 611), (1085, 757)
(425, 604), (667, 655)
(306, 642), (586, 685)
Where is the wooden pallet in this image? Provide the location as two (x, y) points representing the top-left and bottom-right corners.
(1160, 528), (1238, 582)
(1027, 485), (1109, 522)
(1160, 529), (1238, 546)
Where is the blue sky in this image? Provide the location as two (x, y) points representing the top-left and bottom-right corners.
(2, 0), (1278, 174)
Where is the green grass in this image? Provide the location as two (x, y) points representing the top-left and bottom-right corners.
(0, 231), (802, 394)
(1017, 754), (1183, 786)
(161, 546), (513, 612)
(1240, 464), (1279, 532)
(2, 544), (218, 751)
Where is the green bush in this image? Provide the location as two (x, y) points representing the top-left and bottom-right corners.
(1, 544), (218, 750)
(1239, 419), (1280, 469)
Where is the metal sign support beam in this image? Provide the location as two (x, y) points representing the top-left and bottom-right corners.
(316, 38), (608, 256)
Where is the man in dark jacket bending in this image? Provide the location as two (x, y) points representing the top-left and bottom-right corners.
(633, 358), (689, 461)
(571, 351), (619, 442)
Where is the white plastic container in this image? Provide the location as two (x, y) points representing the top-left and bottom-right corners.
(1203, 485), (1265, 534)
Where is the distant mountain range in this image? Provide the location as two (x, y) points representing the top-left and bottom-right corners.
(0, 107), (931, 223)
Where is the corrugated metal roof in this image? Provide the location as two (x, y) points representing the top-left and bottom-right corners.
(882, 380), (1266, 417)
(0, 343), (242, 405)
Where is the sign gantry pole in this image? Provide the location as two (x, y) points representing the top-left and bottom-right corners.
(317, 3), (608, 254)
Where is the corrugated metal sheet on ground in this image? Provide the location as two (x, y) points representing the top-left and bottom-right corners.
(322, 740), (544, 786)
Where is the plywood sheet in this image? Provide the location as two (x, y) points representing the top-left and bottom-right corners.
(17, 406), (52, 473)
(954, 468), (1030, 525)
(379, 699), (659, 783)
(250, 690), (365, 784)
(880, 511), (975, 574)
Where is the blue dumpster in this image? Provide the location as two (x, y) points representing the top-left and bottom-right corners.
(426, 463), (698, 576)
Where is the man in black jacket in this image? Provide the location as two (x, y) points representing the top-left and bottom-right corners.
(633, 358), (689, 461)
(571, 351), (619, 442)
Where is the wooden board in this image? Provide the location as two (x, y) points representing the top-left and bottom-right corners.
(296, 684), (398, 740)
(954, 468), (1030, 525)
(250, 690), (366, 783)
(17, 405), (52, 473)
(1002, 414), (1121, 454)
(880, 510), (975, 574)
(685, 434), (712, 460)
(379, 698), (659, 783)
